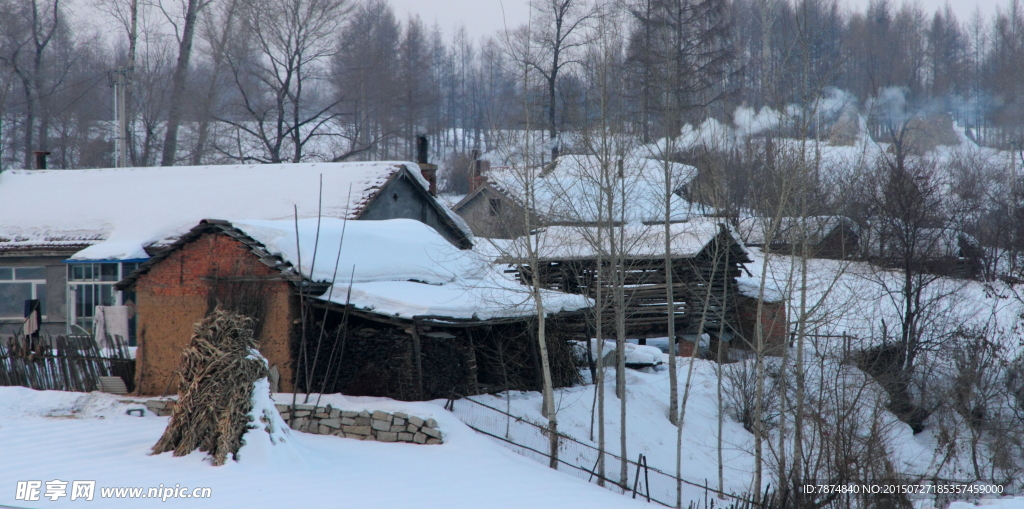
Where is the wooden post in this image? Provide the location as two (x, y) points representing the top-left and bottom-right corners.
(409, 320), (424, 399)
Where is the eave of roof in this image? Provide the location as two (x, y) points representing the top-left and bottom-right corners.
(115, 219), (328, 295)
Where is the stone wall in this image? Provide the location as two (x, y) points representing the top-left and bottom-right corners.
(276, 404), (442, 444)
(142, 398), (442, 445)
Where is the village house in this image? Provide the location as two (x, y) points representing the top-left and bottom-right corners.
(738, 216), (861, 260)
(859, 221), (984, 279)
(0, 161), (471, 341)
(453, 154), (783, 355)
(115, 218), (591, 397)
(452, 153), (709, 239)
(494, 219), (789, 356)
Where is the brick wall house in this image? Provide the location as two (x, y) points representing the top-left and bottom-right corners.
(124, 224), (300, 395)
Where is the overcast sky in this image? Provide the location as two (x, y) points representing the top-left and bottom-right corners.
(388, 0), (1002, 42)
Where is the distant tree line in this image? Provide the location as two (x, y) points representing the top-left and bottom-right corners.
(2, 0), (1024, 172)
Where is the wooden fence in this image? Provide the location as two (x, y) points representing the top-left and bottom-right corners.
(0, 334), (135, 393)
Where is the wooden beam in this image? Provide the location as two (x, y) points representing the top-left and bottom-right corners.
(409, 320), (425, 399)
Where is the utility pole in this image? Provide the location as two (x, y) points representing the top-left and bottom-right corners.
(109, 70), (129, 167)
(110, 0), (138, 168)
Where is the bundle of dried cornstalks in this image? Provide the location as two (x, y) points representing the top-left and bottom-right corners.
(151, 308), (269, 465)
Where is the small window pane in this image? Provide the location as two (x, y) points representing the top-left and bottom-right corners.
(15, 267), (45, 280)
(100, 264), (119, 281)
(0, 268), (11, 280)
(100, 284), (115, 306)
(70, 265), (83, 281)
(76, 285), (94, 318)
(122, 262), (139, 277)
(0, 283), (32, 317)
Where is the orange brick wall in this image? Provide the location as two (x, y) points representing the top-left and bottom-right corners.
(133, 233), (296, 395)
(735, 296), (788, 354)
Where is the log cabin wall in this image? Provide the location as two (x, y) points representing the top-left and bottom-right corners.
(515, 230), (748, 340)
(295, 305), (581, 401)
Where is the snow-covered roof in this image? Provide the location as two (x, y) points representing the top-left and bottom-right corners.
(0, 161), (472, 259)
(228, 218), (591, 321)
(860, 223), (978, 260)
(484, 154), (706, 225)
(737, 216), (858, 247)
(493, 218), (750, 262)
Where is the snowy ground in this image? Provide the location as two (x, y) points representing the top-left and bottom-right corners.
(0, 387), (644, 508)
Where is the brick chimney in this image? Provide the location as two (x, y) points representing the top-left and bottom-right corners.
(416, 136), (437, 196)
(469, 149), (489, 193)
(34, 151), (51, 170)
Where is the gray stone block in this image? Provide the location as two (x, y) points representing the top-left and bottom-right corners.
(377, 431), (398, 442)
(329, 408), (340, 419)
(343, 425), (372, 435)
(354, 417), (371, 426)
(398, 432), (413, 442)
(358, 410), (371, 418)
(332, 430), (346, 437)
(393, 417), (406, 426)
(372, 410), (390, 421)
(413, 432), (427, 444)
(318, 424), (331, 435)
(292, 417), (307, 429)
(340, 417), (356, 426)
(279, 412), (291, 421)
(408, 416), (424, 427)
(371, 419), (391, 431)
(426, 438), (441, 445)
(426, 418), (438, 428)
(406, 424), (419, 433)
(293, 410), (311, 418)
(390, 424), (406, 432)
(422, 426), (441, 439)
(341, 411), (358, 418)
(296, 404), (316, 411)
(314, 411), (330, 419)
(320, 418), (342, 429)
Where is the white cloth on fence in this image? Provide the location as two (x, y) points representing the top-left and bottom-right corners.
(93, 306), (130, 350)
(22, 310), (39, 337)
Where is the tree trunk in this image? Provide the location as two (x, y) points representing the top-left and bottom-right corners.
(160, 0), (201, 166)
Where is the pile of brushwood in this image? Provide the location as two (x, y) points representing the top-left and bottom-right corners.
(151, 308), (268, 465)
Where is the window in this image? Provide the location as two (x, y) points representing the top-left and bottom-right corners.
(67, 262), (120, 333)
(489, 198), (502, 217)
(66, 262), (138, 344)
(0, 267), (47, 319)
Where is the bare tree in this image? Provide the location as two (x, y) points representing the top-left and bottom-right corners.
(159, 0), (207, 166)
(216, 0), (352, 163)
(527, 0), (596, 161)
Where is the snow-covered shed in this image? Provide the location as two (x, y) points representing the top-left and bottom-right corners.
(0, 162), (472, 338)
(494, 218), (756, 349)
(738, 216), (860, 259)
(117, 218), (591, 398)
(859, 222), (983, 278)
(452, 154), (707, 239)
